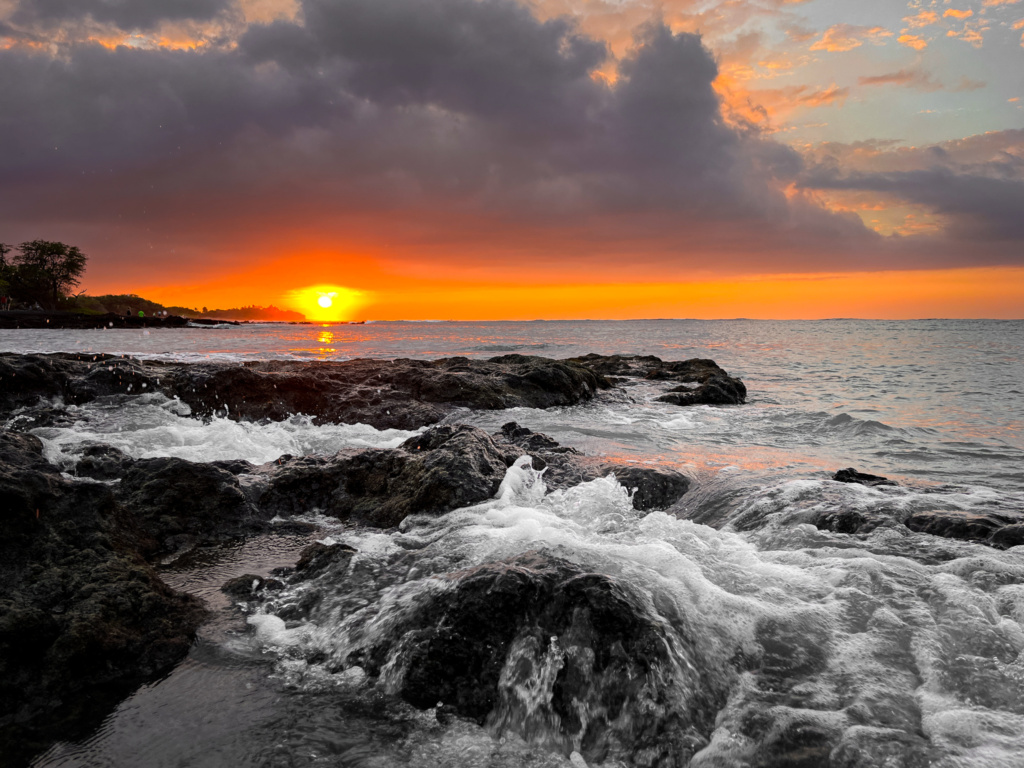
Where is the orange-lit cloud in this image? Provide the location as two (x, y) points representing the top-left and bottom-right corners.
(902, 10), (939, 28)
(944, 9), (974, 19)
(897, 34), (929, 50)
(810, 24), (892, 52)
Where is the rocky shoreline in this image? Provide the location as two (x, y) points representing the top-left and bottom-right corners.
(3, 350), (1020, 765)
(0, 352), (741, 765)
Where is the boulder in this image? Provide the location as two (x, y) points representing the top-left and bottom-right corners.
(118, 457), (271, 557)
(259, 425), (513, 527)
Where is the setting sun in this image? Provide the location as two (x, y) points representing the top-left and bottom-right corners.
(284, 284), (369, 322)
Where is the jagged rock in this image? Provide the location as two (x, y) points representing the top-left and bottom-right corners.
(357, 553), (722, 767)
(260, 425), (513, 527)
(118, 457), (271, 556)
(833, 468), (898, 487)
(0, 431), (205, 766)
(72, 442), (134, 480)
(0, 353), (606, 431)
(568, 354), (746, 406)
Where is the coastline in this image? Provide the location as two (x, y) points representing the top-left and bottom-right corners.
(0, 311), (253, 329)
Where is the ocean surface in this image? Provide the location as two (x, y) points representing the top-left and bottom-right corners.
(5, 319), (1024, 767)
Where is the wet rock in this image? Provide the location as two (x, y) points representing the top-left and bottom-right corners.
(499, 421), (573, 454)
(492, 422), (690, 512)
(904, 509), (1024, 549)
(72, 442), (134, 480)
(260, 425), (512, 527)
(222, 574), (285, 598)
(814, 508), (891, 535)
(569, 354), (746, 406)
(600, 464), (691, 512)
(361, 553), (722, 767)
(833, 468), (898, 487)
(118, 457), (271, 556)
(294, 541), (358, 578)
(0, 353), (605, 431)
(0, 431), (205, 766)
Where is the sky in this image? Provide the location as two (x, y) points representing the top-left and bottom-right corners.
(0, 0), (1022, 320)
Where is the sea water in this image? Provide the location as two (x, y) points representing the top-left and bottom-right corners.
(5, 319), (1024, 767)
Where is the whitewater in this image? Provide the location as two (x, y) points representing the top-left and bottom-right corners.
(5, 318), (1024, 767)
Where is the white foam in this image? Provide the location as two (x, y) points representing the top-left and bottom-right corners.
(30, 393), (422, 466)
(247, 459), (1024, 765)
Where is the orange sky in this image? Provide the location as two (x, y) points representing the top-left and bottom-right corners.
(135, 263), (1024, 321)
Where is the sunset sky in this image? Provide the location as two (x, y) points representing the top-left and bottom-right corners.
(1, 0), (1022, 319)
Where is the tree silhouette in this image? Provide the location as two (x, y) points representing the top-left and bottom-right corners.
(10, 240), (88, 308)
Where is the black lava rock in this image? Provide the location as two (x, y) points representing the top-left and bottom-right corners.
(833, 468), (898, 487)
(569, 354), (746, 406)
(118, 457), (272, 557)
(0, 432), (205, 766)
(0, 353), (607, 431)
(260, 424), (513, 527)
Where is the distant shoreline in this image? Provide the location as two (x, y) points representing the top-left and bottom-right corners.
(0, 310), (242, 329)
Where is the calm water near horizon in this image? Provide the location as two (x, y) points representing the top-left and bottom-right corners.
(8, 318), (1024, 767)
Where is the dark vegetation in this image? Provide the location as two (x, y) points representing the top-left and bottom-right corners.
(0, 240), (87, 309)
(0, 239), (304, 320)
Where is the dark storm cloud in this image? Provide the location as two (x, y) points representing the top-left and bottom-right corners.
(12, 0), (231, 31)
(1, 1), (812, 222)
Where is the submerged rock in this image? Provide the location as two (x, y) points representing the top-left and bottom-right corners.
(0, 432), (205, 766)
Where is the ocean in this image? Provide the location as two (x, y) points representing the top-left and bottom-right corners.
(6, 318), (1024, 767)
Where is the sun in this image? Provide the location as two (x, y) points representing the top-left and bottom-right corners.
(283, 284), (370, 322)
